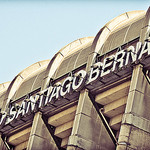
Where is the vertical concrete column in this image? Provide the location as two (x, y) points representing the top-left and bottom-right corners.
(117, 65), (150, 150)
(67, 89), (115, 150)
(0, 136), (7, 150)
(27, 112), (58, 150)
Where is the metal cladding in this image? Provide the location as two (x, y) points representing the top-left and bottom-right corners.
(0, 10), (148, 129)
(1, 8), (150, 150)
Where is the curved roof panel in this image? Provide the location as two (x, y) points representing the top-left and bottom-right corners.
(4, 37), (94, 103)
(0, 82), (11, 108)
(53, 42), (92, 79)
(101, 16), (144, 54)
(43, 37), (94, 86)
(12, 68), (47, 101)
(2, 9), (149, 109)
(4, 60), (50, 104)
(92, 10), (146, 56)
(0, 82), (10, 94)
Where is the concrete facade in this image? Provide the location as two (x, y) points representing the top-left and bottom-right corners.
(0, 7), (150, 150)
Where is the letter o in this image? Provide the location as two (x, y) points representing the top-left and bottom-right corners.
(72, 70), (87, 92)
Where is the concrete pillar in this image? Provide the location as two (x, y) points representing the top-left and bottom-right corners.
(0, 137), (7, 150)
(117, 65), (150, 150)
(27, 112), (58, 150)
(67, 89), (115, 150)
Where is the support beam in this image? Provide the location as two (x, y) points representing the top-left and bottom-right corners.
(117, 65), (150, 150)
(27, 112), (58, 150)
(48, 105), (77, 127)
(54, 121), (73, 139)
(67, 89), (115, 150)
(109, 114), (123, 130)
(14, 140), (28, 150)
(103, 96), (127, 118)
(61, 137), (69, 149)
(7, 127), (31, 146)
(95, 81), (130, 105)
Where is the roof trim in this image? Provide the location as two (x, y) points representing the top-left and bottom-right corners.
(93, 10), (146, 55)
(42, 37), (94, 90)
(3, 60), (50, 110)
(0, 81), (11, 94)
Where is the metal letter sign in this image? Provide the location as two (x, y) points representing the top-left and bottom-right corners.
(1, 40), (150, 128)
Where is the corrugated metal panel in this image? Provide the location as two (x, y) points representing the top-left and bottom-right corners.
(100, 17), (144, 55)
(54, 57), (71, 79)
(0, 82), (10, 95)
(13, 69), (46, 100)
(67, 52), (80, 73)
(75, 46), (91, 68)
(102, 26), (129, 54)
(0, 92), (6, 108)
(14, 76), (37, 100)
(54, 45), (92, 80)
(101, 34), (114, 55)
(125, 17), (144, 43)
(109, 26), (129, 51)
(31, 70), (46, 91)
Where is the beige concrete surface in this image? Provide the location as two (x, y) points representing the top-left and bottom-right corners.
(14, 140), (28, 150)
(103, 96), (127, 118)
(48, 105), (77, 127)
(54, 120), (73, 139)
(7, 127), (31, 146)
(95, 81), (130, 105)
(27, 112), (58, 150)
(109, 114), (123, 130)
(67, 89), (115, 150)
(61, 137), (69, 148)
(117, 65), (150, 150)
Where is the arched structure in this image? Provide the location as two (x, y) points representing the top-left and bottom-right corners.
(3, 60), (50, 110)
(93, 10), (145, 55)
(0, 8), (150, 150)
(42, 37), (94, 90)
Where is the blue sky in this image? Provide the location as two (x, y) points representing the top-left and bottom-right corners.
(0, 0), (150, 83)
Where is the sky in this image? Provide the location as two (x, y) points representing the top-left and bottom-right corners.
(0, 0), (150, 84)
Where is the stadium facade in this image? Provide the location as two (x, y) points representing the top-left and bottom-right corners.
(0, 7), (150, 150)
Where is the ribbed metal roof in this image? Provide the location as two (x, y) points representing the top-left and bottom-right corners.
(2, 37), (94, 103)
(0, 82), (10, 94)
(3, 60), (50, 105)
(12, 69), (47, 100)
(1, 9), (148, 106)
(92, 10), (146, 57)
(43, 37), (94, 83)
(53, 43), (92, 79)
(100, 16), (144, 55)
(0, 82), (11, 108)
